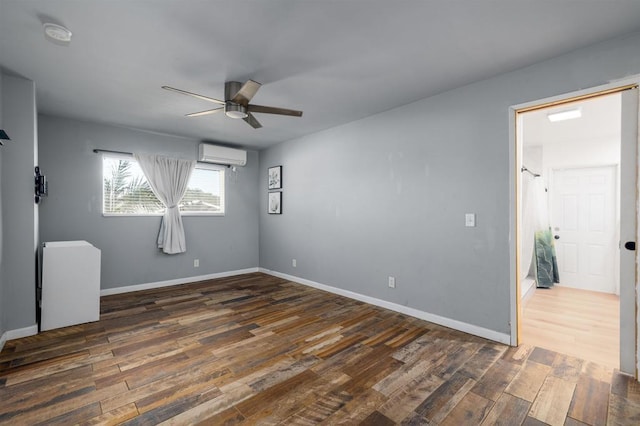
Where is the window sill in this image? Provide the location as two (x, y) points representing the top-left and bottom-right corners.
(102, 212), (225, 217)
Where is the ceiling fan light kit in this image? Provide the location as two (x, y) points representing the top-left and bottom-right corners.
(43, 23), (73, 44)
(163, 80), (302, 129)
(225, 103), (248, 119)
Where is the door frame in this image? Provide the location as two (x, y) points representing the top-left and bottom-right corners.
(509, 77), (640, 376)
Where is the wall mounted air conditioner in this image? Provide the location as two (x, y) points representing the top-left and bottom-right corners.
(198, 144), (247, 166)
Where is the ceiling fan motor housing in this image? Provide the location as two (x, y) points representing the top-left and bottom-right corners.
(224, 81), (248, 118)
(225, 81), (244, 100)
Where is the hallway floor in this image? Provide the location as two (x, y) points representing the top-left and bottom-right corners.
(521, 285), (619, 369)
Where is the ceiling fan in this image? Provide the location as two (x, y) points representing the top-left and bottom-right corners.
(162, 80), (303, 129)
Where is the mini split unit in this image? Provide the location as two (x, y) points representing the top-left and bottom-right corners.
(198, 144), (247, 166)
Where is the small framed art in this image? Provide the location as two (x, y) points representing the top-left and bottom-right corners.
(268, 192), (282, 214)
(268, 166), (282, 190)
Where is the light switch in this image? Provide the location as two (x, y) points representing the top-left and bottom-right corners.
(465, 213), (476, 227)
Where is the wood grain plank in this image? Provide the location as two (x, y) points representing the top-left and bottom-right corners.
(322, 387), (386, 424)
(567, 375), (610, 426)
(457, 343), (506, 380)
(373, 358), (433, 396)
(501, 344), (534, 365)
(528, 375), (576, 426)
(551, 353), (584, 383)
(101, 359), (227, 412)
(0, 364), (94, 408)
(4, 382), (127, 425)
(580, 361), (613, 384)
(521, 416), (550, 426)
(528, 347), (558, 366)
(193, 407), (245, 426)
(481, 393), (530, 426)
(505, 360), (551, 402)
(472, 359), (520, 402)
(5, 350), (115, 387)
(34, 401), (102, 426)
(377, 373), (444, 422)
(413, 372), (475, 423)
(439, 391), (493, 426)
(607, 393), (640, 425)
(385, 327), (428, 348)
(250, 371), (350, 424)
(564, 416), (591, 426)
(85, 403), (140, 425)
(359, 410), (395, 425)
(287, 388), (354, 424)
(157, 384), (255, 425)
(390, 332), (438, 363)
(235, 370), (319, 418)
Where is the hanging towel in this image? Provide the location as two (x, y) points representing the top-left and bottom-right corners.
(534, 227), (560, 288)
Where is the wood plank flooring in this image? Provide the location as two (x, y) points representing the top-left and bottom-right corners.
(0, 272), (638, 425)
(521, 286), (619, 369)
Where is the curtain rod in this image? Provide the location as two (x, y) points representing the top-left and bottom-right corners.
(93, 148), (231, 168)
(93, 148), (132, 156)
(521, 166), (540, 177)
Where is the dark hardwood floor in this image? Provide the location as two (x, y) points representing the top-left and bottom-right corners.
(0, 273), (638, 425)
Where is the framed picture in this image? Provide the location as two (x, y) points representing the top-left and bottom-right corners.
(268, 166), (282, 190)
(268, 192), (282, 214)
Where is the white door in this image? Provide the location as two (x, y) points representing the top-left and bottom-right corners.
(551, 166), (617, 293)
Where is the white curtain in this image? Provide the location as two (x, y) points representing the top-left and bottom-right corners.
(521, 173), (549, 280)
(134, 154), (196, 254)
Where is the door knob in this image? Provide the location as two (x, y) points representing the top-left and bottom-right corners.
(625, 241), (636, 250)
(554, 235), (560, 240)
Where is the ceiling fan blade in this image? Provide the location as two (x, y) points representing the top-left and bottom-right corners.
(231, 80), (262, 105)
(243, 112), (262, 129)
(185, 107), (223, 117)
(162, 86), (225, 105)
(248, 104), (303, 117)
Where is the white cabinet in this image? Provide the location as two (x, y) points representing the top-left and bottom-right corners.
(41, 241), (101, 331)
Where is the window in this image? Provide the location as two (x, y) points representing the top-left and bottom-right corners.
(102, 155), (225, 216)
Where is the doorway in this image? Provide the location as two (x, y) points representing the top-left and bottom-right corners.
(514, 86), (638, 374)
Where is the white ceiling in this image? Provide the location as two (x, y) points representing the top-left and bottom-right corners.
(522, 93), (621, 147)
(2, 1), (640, 150)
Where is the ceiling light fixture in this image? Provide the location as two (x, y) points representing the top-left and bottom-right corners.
(547, 108), (582, 122)
(225, 103), (248, 119)
(43, 23), (72, 44)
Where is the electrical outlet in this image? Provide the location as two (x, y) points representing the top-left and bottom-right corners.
(194, 259), (199, 268)
(388, 276), (396, 288)
(292, 259), (297, 267)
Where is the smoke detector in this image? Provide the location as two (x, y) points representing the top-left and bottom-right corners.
(43, 23), (72, 44)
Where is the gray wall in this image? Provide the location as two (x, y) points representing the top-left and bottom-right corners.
(1, 74), (38, 331)
(38, 115), (259, 290)
(259, 31), (640, 335)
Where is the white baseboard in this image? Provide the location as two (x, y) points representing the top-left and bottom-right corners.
(100, 267), (260, 296)
(521, 277), (537, 306)
(0, 324), (39, 351)
(259, 268), (511, 345)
